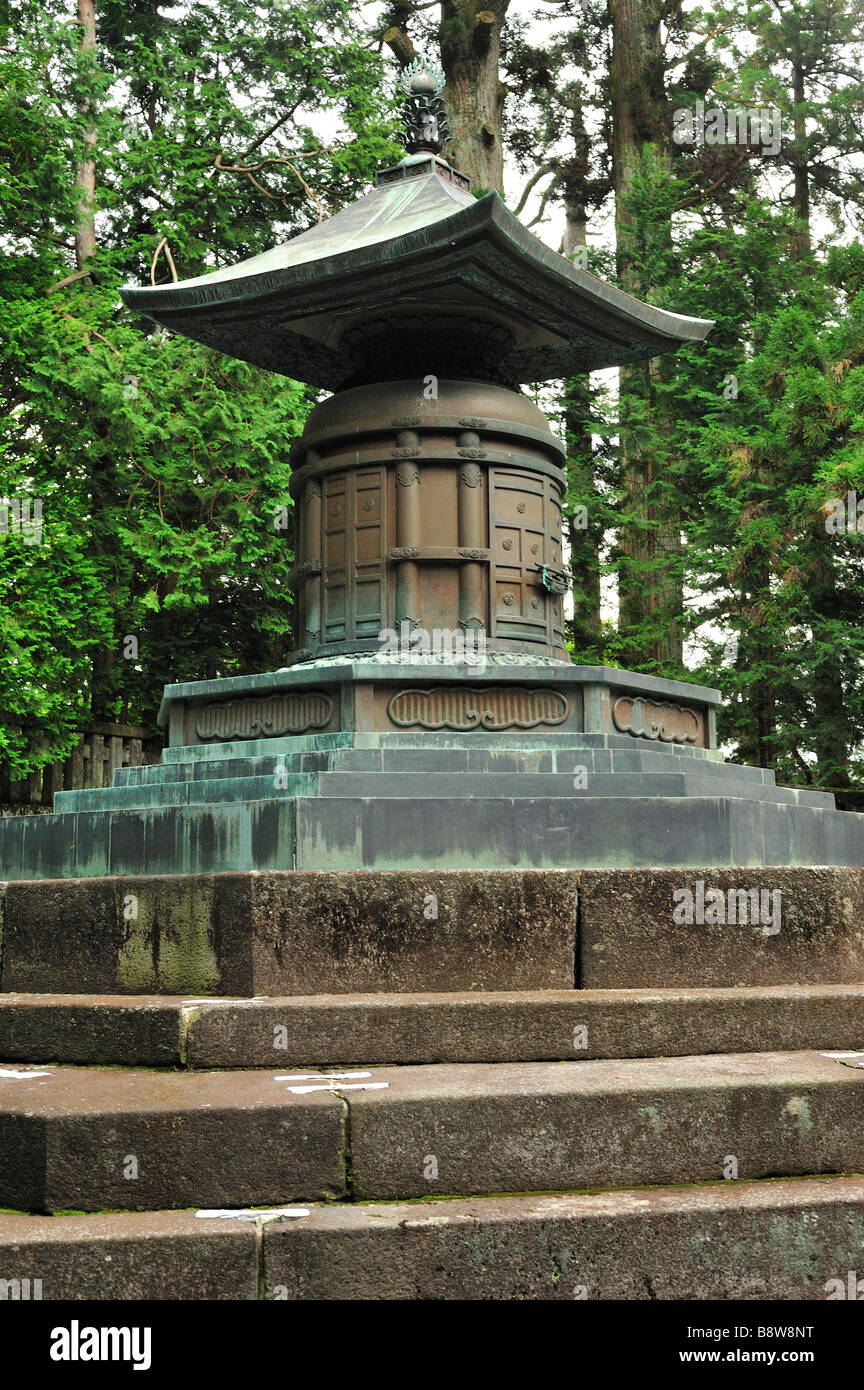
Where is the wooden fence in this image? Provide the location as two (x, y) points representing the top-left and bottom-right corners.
(0, 724), (163, 813)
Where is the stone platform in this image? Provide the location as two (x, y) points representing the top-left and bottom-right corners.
(2, 867), (864, 995)
(1, 663), (863, 880)
(1, 661), (863, 1300)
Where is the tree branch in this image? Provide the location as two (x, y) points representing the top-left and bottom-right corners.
(383, 25), (417, 66)
(46, 267), (93, 294)
(150, 236), (178, 285)
(513, 161), (556, 216)
(528, 177), (558, 227)
(676, 148), (748, 211)
(213, 148), (332, 221)
(240, 105), (301, 161)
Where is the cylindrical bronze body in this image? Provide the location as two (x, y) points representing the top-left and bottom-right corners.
(287, 378), (569, 663)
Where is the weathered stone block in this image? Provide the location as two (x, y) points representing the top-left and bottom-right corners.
(0, 995), (184, 1066)
(237, 870), (577, 994)
(0, 870), (578, 995)
(1, 876), (226, 996)
(0, 1066), (345, 1212)
(184, 984), (864, 1069)
(580, 867), (864, 988)
(346, 1051), (864, 1199)
(262, 1176), (864, 1300)
(0, 1211), (258, 1299)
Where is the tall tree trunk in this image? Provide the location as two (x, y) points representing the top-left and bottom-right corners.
(74, 0), (98, 272)
(809, 553), (852, 787)
(610, 0), (683, 669)
(438, 1), (510, 192)
(561, 114), (602, 657)
(736, 557), (777, 770)
(790, 61), (811, 257)
(610, 0), (662, 297)
(384, 3), (509, 191)
(74, 0), (114, 718)
(786, 57), (847, 782)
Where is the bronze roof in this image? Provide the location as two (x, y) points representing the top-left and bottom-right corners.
(122, 155), (712, 387)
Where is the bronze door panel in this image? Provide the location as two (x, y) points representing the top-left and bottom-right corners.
(323, 469), (387, 641)
(490, 469), (559, 643)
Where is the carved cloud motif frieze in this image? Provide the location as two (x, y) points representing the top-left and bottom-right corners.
(388, 686), (569, 731)
(612, 695), (701, 745)
(194, 692), (333, 740)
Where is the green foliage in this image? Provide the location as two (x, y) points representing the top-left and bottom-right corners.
(0, 0), (395, 772)
(542, 0), (864, 782)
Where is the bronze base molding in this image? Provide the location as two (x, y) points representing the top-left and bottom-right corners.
(158, 660), (719, 750)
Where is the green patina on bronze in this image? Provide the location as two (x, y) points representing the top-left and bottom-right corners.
(122, 138), (711, 671)
(121, 152), (711, 390)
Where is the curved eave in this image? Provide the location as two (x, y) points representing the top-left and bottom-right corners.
(121, 192), (713, 386)
(487, 196), (712, 349)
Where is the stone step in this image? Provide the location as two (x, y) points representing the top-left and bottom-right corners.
(114, 742), (757, 788)
(160, 732), (353, 763)
(0, 1066), (345, 1213)
(313, 771), (828, 806)
(0, 1209), (259, 1300)
(343, 1050), (864, 1199)
(0, 995), (186, 1065)
(115, 752), (337, 786)
(53, 770), (829, 816)
(330, 741), (738, 775)
(3, 1050), (864, 1211)
(156, 729), (727, 765)
(0, 869), (578, 996)
(262, 1175), (864, 1300)
(2, 985), (864, 1068)
(53, 772), (318, 814)
(3, 1174), (864, 1299)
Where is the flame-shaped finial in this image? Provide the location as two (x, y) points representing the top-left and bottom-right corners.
(398, 57), (450, 156)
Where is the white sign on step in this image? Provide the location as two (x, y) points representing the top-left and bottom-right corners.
(195, 1207), (310, 1223)
(275, 1070), (390, 1095)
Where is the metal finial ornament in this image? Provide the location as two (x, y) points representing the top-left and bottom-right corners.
(398, 57), (450, 156)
